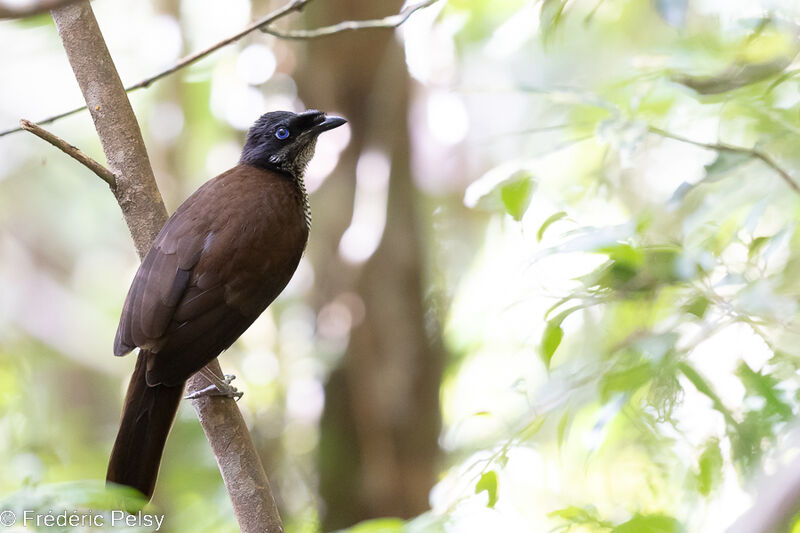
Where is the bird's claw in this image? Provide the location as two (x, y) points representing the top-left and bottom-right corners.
(185, 373), (244, 400)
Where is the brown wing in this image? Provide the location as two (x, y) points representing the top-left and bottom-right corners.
(114, 166), (308, 387)
(113, 183), (210, 358)
(113, 249), (194, 354)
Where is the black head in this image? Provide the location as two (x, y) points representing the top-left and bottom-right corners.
(239, 110), (347, 179)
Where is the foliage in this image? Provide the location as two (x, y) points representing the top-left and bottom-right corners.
(421, 0), (800, 531)
(3, 0), (800, 532)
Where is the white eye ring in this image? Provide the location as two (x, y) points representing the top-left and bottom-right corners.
(275, 127), (290, 140)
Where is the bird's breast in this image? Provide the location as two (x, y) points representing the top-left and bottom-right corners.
(190, 167), (309, 316)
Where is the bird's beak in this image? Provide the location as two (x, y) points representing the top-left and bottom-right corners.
(296, 110), (347, 138)
(314, 115), (347, 133)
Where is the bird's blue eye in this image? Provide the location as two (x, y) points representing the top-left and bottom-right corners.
(275, 127), (290, 140)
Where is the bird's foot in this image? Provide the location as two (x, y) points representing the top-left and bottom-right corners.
(184, 383), (243, 400)
(185, 369), (244, 400)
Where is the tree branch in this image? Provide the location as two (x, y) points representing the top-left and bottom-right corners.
(648, 126), (800, 193)
(49, 3), (283, 531)
(0, 0), (82, 19)
(260, 0), (439, 39)
(19, 119), (116, 188)
(0, 0), (315, 138)
(123, 0), (313, 92)
(0, 0), (437, 138)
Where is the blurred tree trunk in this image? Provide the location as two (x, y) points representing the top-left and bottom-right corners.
(290, 1), (444, 529)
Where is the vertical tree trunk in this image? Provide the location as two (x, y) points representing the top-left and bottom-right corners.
(291, 1), (445, 529)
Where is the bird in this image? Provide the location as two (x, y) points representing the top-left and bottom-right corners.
(106, 109), (346, 501)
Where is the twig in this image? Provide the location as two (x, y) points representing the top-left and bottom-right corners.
(0, 0), (82, 19)
(0, 0), (315, 138)
(648, 126), (800, 193)
(19, 119), (116, 188)
(127, 0), (314, 90)
(260, 0), (439, 39)
(0, 0), (437, 137)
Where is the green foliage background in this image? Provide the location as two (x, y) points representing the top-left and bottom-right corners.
(3, 0), (800, 531)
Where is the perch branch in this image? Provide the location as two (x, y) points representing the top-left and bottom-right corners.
(0, 0), (437, 137)
(121, 0), (314, 92)
(648, 126), (800, 193)
(261, 0), (439, 39)
(19, 119), (116, 188)
(0, 0), (315, 138)
(49, 3), (282, 531)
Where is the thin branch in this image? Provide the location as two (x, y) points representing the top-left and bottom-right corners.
(127, 0), (314, 90)
(648, 126), (800, 193)
(0, 0), (439, 138)
(0, 0), (315, 138)
(481, 122), (592, 143)
(0, 0), (82, 19)
(260, 0), (439, 39)
(19, 119), (116, 188)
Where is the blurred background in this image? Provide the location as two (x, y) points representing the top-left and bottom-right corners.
(2, 0), (800, 531)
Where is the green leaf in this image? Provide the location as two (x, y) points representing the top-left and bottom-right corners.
(600, 363), (653, 401)
(611, 514), (685, 533)
(737, 364), (793, 420)
(542, 322), (564, 367)
(730, 410), (771, 474)
(704, 151), (751, 178)
(537, 211), (568, 241)
(672, 57), (791, 95)
(346, 518), (406, 533)
(475, 471), (498, 508)
(589, 245), (691, 292)
(549, 505), (610, 527)
(683, 296), (710, 318)
(547, 505), (614, 531)
(548, 506), (589, 521)
(464, 167), (535, 217)
(748, 236), (770, 259)
(543, 296), (575, 321)
(540, 306), (580, 367)
(598, 243), (644, 268)
(500, 173), (535, 221)
(696, 438), (723, 496)
(644, 249), (683, 283)
(678, 363), (737, 427)
(557, 412), (571, 450)
(540, 0), (566, 43)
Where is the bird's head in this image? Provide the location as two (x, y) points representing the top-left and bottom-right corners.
(240, 109), (347, 179)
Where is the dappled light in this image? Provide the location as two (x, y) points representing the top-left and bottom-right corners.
(2, 0), (800, 532)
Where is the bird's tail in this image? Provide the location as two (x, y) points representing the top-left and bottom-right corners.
(106, 351), (184, 500)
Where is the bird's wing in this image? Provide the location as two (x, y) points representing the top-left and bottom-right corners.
(113, 206), (206, 357)
(113, 228), (251, 387)
(114, 167), (306, 387)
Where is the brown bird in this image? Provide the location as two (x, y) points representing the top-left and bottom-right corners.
(107, 109), (346, 500)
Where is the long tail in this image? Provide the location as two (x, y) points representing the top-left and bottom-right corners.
(106, 352), (184, 500)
